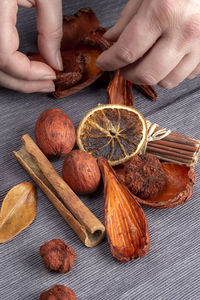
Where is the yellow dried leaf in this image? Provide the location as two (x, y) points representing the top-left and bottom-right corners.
(0, 182), (37, 243)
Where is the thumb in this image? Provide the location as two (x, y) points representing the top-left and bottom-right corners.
(104, 0), (143, 41)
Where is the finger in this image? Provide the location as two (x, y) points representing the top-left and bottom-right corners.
(0, 70), (55, 93)
(96, 4), (161, 71)
(36, 0), (63, 71)
(0, 0), (56, 80)
(159, 52), (200, 88)
(104, 0), (142, 41)
(187, 63), (200, 79)
(17, 0), (35, 8)
(120, 35), (185, 85)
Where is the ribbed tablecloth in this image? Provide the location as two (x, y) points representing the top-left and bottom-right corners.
(0, 1), (200, 299)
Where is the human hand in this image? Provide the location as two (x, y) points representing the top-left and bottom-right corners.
(0, 0), (63, 93)
(96, 0), (200, 89)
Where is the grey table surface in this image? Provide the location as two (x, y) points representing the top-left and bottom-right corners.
(0, 1), (200, 300)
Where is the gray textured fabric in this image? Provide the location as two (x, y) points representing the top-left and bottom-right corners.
(0, 1), (200, 299)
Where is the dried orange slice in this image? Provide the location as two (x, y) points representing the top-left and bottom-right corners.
(77, 104), (147, 165)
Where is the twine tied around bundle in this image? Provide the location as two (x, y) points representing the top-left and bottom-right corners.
(141, 120), (171, 154)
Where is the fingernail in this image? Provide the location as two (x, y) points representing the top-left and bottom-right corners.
(55, 50), (63, 71)
(39, 87), (55, 93)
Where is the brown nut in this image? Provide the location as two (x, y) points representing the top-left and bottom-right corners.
(40, 239), (76, 273)
(40, 285), (76, 300)
(62, 149), (101, 195)
(35, 108), (76, 158)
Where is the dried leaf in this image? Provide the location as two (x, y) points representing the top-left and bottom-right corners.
(0, 182), (37, 243)
(98, 158), (150, 262)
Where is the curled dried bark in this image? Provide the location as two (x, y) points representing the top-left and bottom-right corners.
(107, 70), (134, 106)
(98, 157), (150, 262)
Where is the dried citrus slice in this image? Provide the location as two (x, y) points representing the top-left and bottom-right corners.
(77, 104), (147, 165)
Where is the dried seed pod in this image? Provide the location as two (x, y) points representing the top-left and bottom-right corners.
(98, 157), (150, 262)
(40, 285), (76, 300)
(35, 108), (76, 158)
(107, 70), (134, 107)
(61, 7), (99, 50)
(137, 163), (196, 209)
(124, 153), (166, 199)
(62, 150), (101, 195)
(134, 84), (157, 101)
(114, 159), (196, 209)
(40, 239), (76, 273)
(0, 182), (37, 243)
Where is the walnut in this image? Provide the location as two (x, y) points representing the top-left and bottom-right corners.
(40, 239), (76, 273)
(40, 285), (76, 300)
(124, 153), (166, 199)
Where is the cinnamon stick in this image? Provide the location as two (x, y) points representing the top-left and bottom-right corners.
(146, 125), (200, 167)
(13, 134), (105, 247)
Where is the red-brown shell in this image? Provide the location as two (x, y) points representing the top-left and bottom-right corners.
(35, 108), (76, 158)
(114, 163), (196, 209)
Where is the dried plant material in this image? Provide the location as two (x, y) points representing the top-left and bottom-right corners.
(13, 135), (105, 247)
(98, 158), (150, 262)
(54, 46), (103, 98)
(80, 27), (112, 50)
(62, 150), (101, 195)
(40, 285), (76, 300)
(77, 104), (147, 166)
(124, 154), (166, 199)
(61, 7), (99, 50)
(134, 85), (157, 101)
(29, 50), (85, 94)
(35, 108), (76, 158)
(107, 70), (134, 106)
(40, 239), (76, 273)
(0, 182), (37, 243)
(114, 160), (196, 209)
(138, 163), (196, 209)
(146, 122), (200, 167)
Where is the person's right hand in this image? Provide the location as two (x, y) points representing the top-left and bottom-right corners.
(0, 0), (63, 93)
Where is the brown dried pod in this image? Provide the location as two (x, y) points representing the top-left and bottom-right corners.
(54, 45), (102, 98)
(98, 157), (150, 262)
(134, 84), (157, 101)
(35, 108), (76, 158)
(138, 163), (196, 209)
(29, 50), (85, 91)
(40, 239), (76, 273)
(40, 285), (76, 300)
(114, 156), (196, 209)
(107, 70), (134, 107)
(79, 27), (112, 51)
(61, 7), (99, 50)
(62, 150), (101, 195)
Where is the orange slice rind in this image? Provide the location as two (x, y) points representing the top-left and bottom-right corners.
(77, 104), (147, 166)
